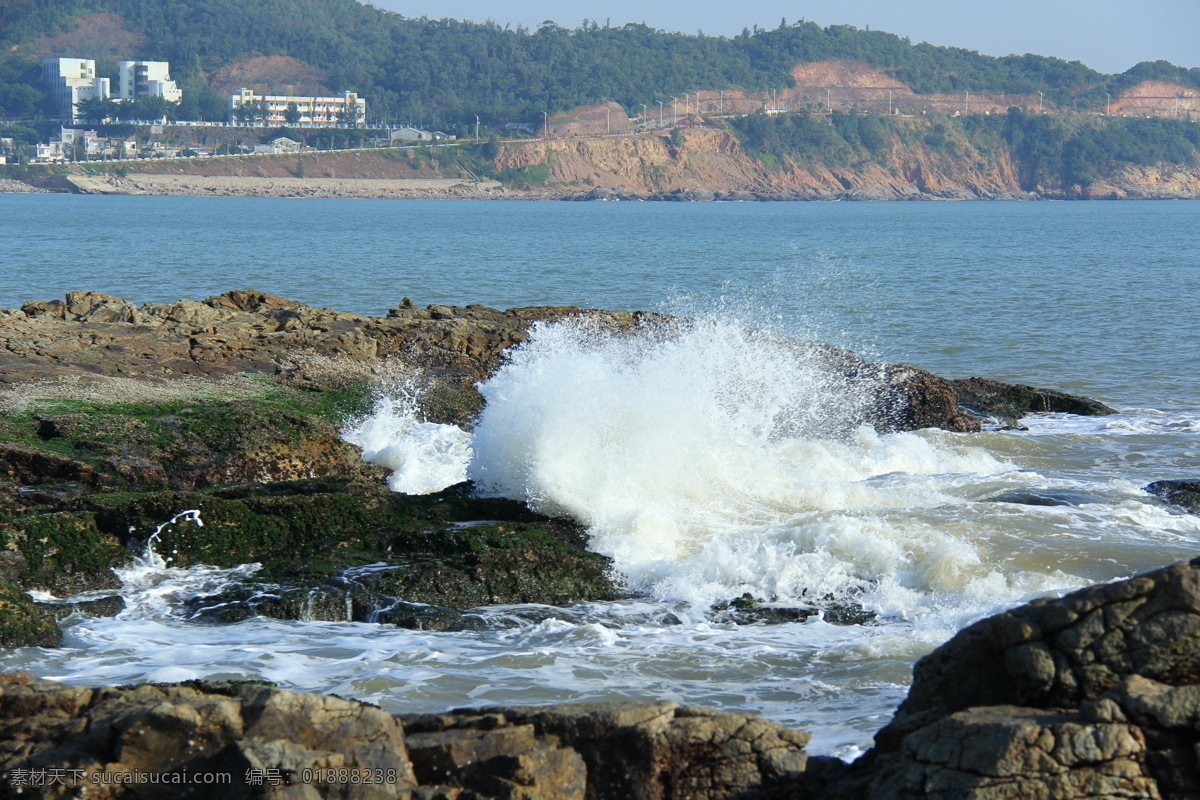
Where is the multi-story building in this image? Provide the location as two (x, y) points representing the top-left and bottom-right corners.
(34, 127), (103, 162)
(115, 61), (182, 103)
(41, 58), (111, 122)
(228, 89), (366, 125)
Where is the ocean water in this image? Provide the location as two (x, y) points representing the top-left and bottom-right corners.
(1, 195), (1198, 758)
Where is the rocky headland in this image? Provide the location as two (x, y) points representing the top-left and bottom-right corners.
(5, 290), (1192, 799)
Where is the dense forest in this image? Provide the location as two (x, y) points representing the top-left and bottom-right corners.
(2, 0), (1198, 124)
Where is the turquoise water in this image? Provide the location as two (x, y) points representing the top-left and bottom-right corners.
(2, 194), (1199, 758)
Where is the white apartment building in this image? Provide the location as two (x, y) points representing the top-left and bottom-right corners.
(116, 61), (182, 103)
(34, 127), (103, 162)
(228, 88), (366, 125)
(41, 58), (111, 122)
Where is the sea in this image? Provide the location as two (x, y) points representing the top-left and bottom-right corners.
(1, 194), (1198, 759)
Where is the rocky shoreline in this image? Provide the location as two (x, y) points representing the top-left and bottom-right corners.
(5, 290), (1193, 799)
(0, 290), (1120, 635)
(6, 558), (1200, 798)
(0, 172), (1172, 201)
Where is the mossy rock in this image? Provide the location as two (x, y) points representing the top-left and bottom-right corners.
(0, 511), (127, 594)
(0, 390), (385, 500)
(0, 581), (62, 647)
(178, 513), (620, 627)
(374, 522), (618, 606)
(0, 479), (620, 615)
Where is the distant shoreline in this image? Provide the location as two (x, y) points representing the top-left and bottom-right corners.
(4, 168), (1198, 202)
(0, 173), (1025, 201)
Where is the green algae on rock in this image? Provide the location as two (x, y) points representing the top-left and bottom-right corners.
(0, 582), (61, 648)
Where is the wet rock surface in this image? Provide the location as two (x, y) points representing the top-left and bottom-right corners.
(0, 478), (620, 615)
(1146, 480), (1200, 514)
(0, 581), (61, 647)
(951, 376), (1117, 426)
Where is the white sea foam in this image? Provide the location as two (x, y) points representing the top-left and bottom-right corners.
(1019, 410), (1200, 436)
(341, 379), (473, 495)
(467, 317), (1033, 609)
(113, 510), (262, 619)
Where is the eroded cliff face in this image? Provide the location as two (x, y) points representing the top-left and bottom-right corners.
(490, 126), (1200, 201)
(1081, 162), (1200, 199)
(494, 129), (765, 194)
(493, 127), (1036, 200)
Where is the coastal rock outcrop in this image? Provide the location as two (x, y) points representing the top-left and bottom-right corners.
(0, 672), (810, 800)
(1, 291), (1111, 437)
(0, 478), (621, 615)
(814, 557), (1200, 800)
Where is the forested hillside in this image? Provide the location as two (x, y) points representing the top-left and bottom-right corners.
(2, 0), (1198, 123)
(731, 109), (1200, 190)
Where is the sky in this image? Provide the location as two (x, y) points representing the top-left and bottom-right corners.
(366, 0), (1199, 75)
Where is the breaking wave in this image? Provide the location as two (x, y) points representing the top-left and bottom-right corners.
(344, 317), (1072, 612)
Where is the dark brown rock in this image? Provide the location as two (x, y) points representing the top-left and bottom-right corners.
(401, 702), (810, 800)
(875, 558), (1200, 750)
(0, 673), (810, 800)
(865, 705), (1157, 800)
(952, 376), (1116, 423)
(0, 672), (417, 799)
(881, 365), (981, 433)
(807, 558), (1200, 800)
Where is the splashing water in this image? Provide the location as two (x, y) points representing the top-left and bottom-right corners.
(466, 318), (1062, 610)
(113, 510), (261, 619)
(341, 377), (473, 494)
(342, 316), (1076, 615)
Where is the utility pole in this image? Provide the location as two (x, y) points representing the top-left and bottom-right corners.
(474, 114), (480, 139)
(1105, 93), (1111, 115)
(542, 110), (548, 138)
(640, 103), (648, 125)
(604, 106), (611, 132)
(658, 100), (664, 126)
(888, 89), (893, 115)
(964, 90), (970, 114)
(1038, 91), (1044, 112)
(670, 96), (678, 120)
(719, 89), (724, 113)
